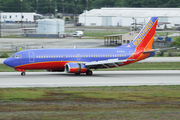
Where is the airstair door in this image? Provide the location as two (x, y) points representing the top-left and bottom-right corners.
(28, 51), (35, 62)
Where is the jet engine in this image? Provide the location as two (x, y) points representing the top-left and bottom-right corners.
(64, 63), (87, 74)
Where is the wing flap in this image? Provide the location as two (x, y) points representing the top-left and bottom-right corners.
(85, 59), (127, 67)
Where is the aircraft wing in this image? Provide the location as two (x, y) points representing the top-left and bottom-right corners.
(143, 47), (176, 53)
(85, 59), (127, 68)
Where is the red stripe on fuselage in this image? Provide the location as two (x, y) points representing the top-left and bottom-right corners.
(14, 61), (84, 70)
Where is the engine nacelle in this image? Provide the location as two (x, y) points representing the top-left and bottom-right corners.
(65, 63), (87, 73)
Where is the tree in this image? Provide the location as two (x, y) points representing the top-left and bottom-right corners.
(171, 37), (180, 47)
(0, 0), (180, 14)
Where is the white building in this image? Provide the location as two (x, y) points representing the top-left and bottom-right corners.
(0, 12), (42, 22)
(38, 19), (64, 34)
(79, 8), (180, 27)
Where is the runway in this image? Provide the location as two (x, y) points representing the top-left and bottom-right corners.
(0, 71), (180, 88)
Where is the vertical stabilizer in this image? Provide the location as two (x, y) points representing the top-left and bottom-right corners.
(117, 17), (158, 51)
(125, 17), (159, 62)
(133, 17), (158, 51)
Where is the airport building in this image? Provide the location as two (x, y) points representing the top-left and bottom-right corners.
(0, 12), (42, 22)
(79, 8), (180, 27)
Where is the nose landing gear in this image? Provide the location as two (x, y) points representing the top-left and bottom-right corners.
(21, 72), (26, 76)
(16, 68), (26, 76)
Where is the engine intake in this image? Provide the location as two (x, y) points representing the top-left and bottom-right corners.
(65, 63), (87, 73)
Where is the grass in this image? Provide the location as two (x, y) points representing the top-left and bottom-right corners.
(66, 30), (129, 39)
(1, 35), (28, 38)
(0, 64), (44, 72)
(155, 32), (173, 36)
(83, 31), (128, 38)
(101, 62), (180, 71)
(1, 86), (180, 119)
(1, 90), (45, 100)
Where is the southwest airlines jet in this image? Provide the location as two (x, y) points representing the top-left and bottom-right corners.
(4, 17), (167, 76)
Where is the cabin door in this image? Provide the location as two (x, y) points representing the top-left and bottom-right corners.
(28, 51), (35, 62)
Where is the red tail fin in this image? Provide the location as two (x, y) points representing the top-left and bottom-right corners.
(133, 17), (158, 51)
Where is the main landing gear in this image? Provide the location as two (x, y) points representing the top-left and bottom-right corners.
(21, 72), (26, 76)
(75, 73), (80, 75)
(86, 70), (93, 76)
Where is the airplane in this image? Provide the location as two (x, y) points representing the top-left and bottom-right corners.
(3, 17), (173, 76)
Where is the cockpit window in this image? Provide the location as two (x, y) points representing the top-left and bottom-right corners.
(11, 55), (22, 58)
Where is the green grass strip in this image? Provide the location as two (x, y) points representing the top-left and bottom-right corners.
(1, 86), (180, 103)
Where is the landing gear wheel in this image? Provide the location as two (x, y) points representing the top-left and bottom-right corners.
(75, 73), (80, 75)
(86, 70), (93, 76)
(21, 72), (26, 76)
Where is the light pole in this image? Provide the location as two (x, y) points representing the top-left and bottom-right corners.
(75, 0), (77, 23)
(86, 0), (88, 11)
(55, 2), (57, 18)
(132, 17), (136, 31)
(36, 0), (38, 28)
(0, 12), (1, 38)
(50, 0), (51, 17)
(36, 0), (38, 14)
(62, 0), (64, 14)
(20, 0), (23, 28)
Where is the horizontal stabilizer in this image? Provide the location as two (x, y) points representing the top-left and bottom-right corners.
(143, 47), (176, 53)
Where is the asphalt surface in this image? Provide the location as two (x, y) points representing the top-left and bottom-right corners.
(0, 71), (180, 88)
(0, 38), (104, 51)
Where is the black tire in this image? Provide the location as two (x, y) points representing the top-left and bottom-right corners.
(21, 72), (26, 76)
(86, 70), (93, 76)
(75, 73), (80, 75)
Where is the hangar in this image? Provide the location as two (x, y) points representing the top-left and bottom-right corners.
(79, 8), (180, 27)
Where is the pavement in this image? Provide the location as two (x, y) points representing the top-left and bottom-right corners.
(0, 70), (180, 88)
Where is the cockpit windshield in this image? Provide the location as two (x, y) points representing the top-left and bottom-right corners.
(11, 55), (22, 58)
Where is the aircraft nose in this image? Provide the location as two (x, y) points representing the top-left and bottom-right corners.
(3, 58), (13, 67)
